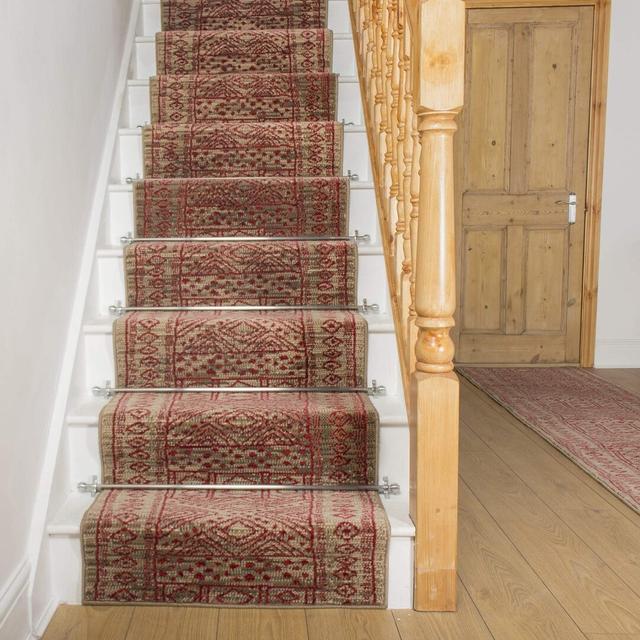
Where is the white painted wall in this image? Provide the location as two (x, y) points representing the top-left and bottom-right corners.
(0, 2), (134, 637)
(595, 0), (640, 367)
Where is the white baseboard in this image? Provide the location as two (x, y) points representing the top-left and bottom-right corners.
(595, 338), (640, 368)
(0, 561), (30, 640)
(31, 598), (58, 640)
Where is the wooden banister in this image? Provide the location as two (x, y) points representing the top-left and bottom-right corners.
(349, 0), (464, 611)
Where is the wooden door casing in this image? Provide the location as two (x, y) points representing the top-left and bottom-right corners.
(455, 6), (594, 364)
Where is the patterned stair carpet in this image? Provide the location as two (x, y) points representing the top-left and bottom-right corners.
(133, 176), (350, 237)
(458, 367), (640, 513)
(81, 0), (390, 607)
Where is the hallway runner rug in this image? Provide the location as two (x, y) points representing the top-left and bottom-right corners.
(458, 367), (640, 513)
(80, 0), (390, 607)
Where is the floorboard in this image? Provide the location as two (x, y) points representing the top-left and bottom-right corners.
(306, 610), (401, 640)
(393, 579), (493, 640)
(216, 609), (308, 640)
(42, 605), (134, 640)
(460, 424), (640, 634)
(124, 607), (218, 640)
(457, 481), (587, 640)
(590, 368), (640, 396)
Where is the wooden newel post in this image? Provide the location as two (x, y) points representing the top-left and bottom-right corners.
(409, 0), (464, 612)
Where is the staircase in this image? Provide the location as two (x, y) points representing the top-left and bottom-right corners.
(39, 0), (414, 616)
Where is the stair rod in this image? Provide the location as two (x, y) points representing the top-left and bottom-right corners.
(78, 477), (401, 498)
(109, 303), (380, 314)
(92, 381), (387, 398)
(121, 233), (371, 244)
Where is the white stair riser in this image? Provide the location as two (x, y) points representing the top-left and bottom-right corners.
(66, 422), (410, 505)
(48, 533), (412, 608)
(134, 36), (356, 81)
(81, 329), (402, 396)
(107, 184), (379, 245)
(140, 0), (353, 37)
(94, 252), (389, 315)
(117, 128), (372, 184)
(124, 79), (364, 128)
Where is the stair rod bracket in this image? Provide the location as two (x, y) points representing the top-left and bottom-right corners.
(77, 476), (401, 498)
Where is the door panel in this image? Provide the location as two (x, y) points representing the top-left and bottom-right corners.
(462, 228), (505, 332)
(456, 6), (594, 364)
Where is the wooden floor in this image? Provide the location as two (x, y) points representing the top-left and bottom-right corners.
(43, 370), (640, 640)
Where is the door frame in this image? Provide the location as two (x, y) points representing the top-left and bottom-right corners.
(461, 0), (611, 366)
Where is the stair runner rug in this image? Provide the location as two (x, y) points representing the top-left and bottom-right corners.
(458, 367), (640, 513)
(133, 176), (350, 238)
(81, 0), (390, 607)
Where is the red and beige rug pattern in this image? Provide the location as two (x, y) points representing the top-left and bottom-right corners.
(81, 0), (389, 607)
(458, 367), (640, 513)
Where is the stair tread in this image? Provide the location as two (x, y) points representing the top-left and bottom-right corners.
(82, 488), (388, 605)
(123, 239), (357, 307)
(150, 73), (338, 123)
(113, 309), (367, 388)
(143, 121), (343, 178)
(160, 0), (327, 31)
(100, 391), (377, 485)
(67, 392), (408, 426)
(156, 29), (333, 75)
(132, 176), (350, 239)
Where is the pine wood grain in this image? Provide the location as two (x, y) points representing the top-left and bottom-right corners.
(458, 481), (587, 640)
(42, 604), (134, 640)
(457, 6), (594, 364)
(125, 607), (217, 640)
(306, 609), (401, 640)
(460, 425), (640, 634)
(216, 609), (307, 640)
(393, 579), (492, 639)
(460, 378), (640, 595)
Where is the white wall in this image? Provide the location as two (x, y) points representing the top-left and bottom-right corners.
(595, 0), (640, 367)
(0, 2), (134, 637)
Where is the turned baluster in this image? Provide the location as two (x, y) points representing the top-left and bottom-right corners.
(407, 107), (420, 372)
(374, 0), (389, 189)
(392, 2), (405, 288)
(399, 17), (412, 338)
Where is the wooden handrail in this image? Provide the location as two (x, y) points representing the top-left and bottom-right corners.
(348, 0), (464, 611)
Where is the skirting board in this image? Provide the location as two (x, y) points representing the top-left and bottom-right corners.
(25, 0), (142, 633)
(0, 561), (30, 640)
(595, 338), (640, 367)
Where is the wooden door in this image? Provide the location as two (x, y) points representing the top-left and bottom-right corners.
(455, 6), (594, 364)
